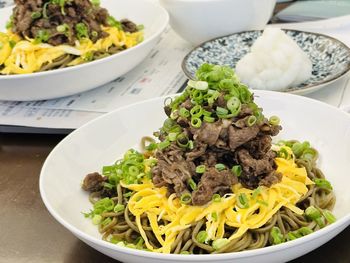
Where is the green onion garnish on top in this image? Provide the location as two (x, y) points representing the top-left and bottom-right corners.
(269, 115), (280, 126)
(196, 230), (208, 243)
(180, 193), (192, 204)
(314, 178), (333, 190)
(231, 165), (242, 177)
(212, 238), (229, 250)
(196, 165), (206, 174)
(215, 163), (226, 171)
(237, 193), (249, 209)
(270, 226), (284, 245)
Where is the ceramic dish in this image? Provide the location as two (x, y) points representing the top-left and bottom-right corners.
(182, 30), (350, 95)
(159, 0), (276, 45)
(40, 91), (350, 263)
(0, 0), (168, 101)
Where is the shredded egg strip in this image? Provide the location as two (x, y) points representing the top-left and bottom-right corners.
(122, 155), (313, 253)
(0, 27), (143, 74)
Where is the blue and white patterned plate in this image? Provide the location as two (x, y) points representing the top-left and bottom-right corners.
(182, 30), (350, 95)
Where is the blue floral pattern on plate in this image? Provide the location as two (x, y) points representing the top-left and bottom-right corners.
(182, 30), (350, 94)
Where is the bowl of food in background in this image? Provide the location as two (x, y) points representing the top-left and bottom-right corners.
(0, 0), (168, 101)
(159, 0), (276, 45)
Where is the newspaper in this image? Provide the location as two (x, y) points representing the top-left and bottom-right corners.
(0, 26), (193, 131)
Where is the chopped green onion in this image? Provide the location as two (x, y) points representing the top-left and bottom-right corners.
(145, 142), (157, 151)
(300, 148), (318, 162)
(107, 16), (122, 29)
(191, 117), (202, 128)
(211, 212), (218, 221)
(188, 80), (209, 90)
(203, 115), (215, 123)
(31, 11), (41, 19)
(103, 182), (114, 189)
(179, 107), (190, 118)
(247, 115), (257, 127)
(270, 227), (284, 245)
(75, 23), (89, 39)
(188, 178), (197, 191)
(314, 178), (333, 190)
(180, 193), (192, 204)
(237, 193), (249, 209)
(322, 210), (336, 224)
(168, 132), (178, 142)
(5, 16), (13, 29)
(298, 227), (313, 236)
(212, 194), (221, 202)
(231, 165), (242, 177)
(257, 200), (268, 206)
(190, 105), (203, 118)
(7, 40), (15, 49)
(212, 238), (229, 250)
(43, 2), (49, 18)
(56, 23), (69, 33)
(216, 106), (228, 116)
(92, 214), (102, 225)
(227, 97), (241, 116)
(114, 203), (125, 213)
(252, 187), (261, 199)
(91, 31), (98, 38)
(287, 232), (297, 241)
(176, 133), (189, 148)
(137, 24), (145, 31)
(180, 251), (190, 254)
(158, 140), (170, 150)
(215, 163), (226, 171)
(269, 116), (280, 126)
(196, 230), (208, 243)
(35, 30), (50, 43)
(277, 147), (290, 159)
(188, 140), (194, 150)
(291, 141), (310, 157)
(91, 0), (100, 6)
(202, 110), (212, 117)
(196, 165), (206, 174)
(305, 206), (322, 220)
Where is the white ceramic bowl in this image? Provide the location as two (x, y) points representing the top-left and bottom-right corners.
(40, 91), (350, 263)
(159, 0), (276, 45)
(0, 0), (168, 101)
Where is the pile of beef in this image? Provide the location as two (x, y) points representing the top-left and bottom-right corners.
(11, 0), (137, 46)
(152, 95), (282, 206)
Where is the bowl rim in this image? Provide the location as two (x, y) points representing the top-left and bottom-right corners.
(39, 90), (350, 260)
(181, 29), (350, 94)
(0, 0), (169, 79)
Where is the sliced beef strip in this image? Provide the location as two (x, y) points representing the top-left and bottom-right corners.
(121, 19), (138, 33)
(82, 172), (106, 192)
(193, 121), (223, 146)
(236, 148), (274, 176)
(259, 171), (282, 187)
(185, 142), (207, 161)
(243, 135), (272, 159)
(228, 125), (259, 150)
(192, 168), (238, 206)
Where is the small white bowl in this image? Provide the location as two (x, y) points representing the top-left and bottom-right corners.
(160, 0), (276, 45)
(0, 0), (168, 101)
(40, 91), (350, 263)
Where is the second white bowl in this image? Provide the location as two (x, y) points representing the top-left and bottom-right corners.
(160, 0), (276, 45)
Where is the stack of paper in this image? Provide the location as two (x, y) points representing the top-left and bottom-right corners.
(275, 0), (350, 22)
